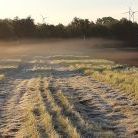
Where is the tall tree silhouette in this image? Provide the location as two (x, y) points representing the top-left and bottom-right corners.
(0, 16), (137, 43)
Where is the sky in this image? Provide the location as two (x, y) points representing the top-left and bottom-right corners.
(0, 0), (138, 25)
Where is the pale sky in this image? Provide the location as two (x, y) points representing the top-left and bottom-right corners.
(0, 0), (138, 25)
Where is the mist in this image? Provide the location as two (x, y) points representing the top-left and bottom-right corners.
(0, 38), (137, 66)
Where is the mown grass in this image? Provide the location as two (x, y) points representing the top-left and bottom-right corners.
(87, 65), (138, 100)
(14, 76), (116, 138)
(59, 59), (138, 100)
(43, 80), (80, 138)
(16, 78), (59, 138)
(55, 91), (115, 138)
(17, 78), (81, 138)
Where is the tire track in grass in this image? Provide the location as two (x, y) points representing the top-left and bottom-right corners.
(40, 77), (80, 138)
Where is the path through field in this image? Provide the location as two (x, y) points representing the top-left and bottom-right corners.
(0, 56), (138, 138)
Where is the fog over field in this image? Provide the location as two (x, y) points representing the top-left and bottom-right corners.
(0, 38), (137, 66)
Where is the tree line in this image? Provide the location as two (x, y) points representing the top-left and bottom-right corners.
(0, 16), (138, 42)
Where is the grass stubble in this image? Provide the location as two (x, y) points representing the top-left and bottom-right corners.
(15, 76), (115, 138)
(56, 59), (138, 101)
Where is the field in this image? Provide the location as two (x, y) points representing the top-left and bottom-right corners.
(0, 54), (137, 138)
(55, 59), (138, 100)
(0, 39), (138, 137)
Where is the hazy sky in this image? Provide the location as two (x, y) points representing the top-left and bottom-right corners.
(0, 0), (138, 24)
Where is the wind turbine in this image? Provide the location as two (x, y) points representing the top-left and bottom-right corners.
(122, 7), (132, 21)
(131, 11), (138, 22)
(41, 15), (47, 24)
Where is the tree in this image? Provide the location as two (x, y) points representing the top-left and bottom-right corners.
(0, 16), (137, 43)
(13, 16), (36, 38)
(0, 19), (14, 39)
(68, 17), (91, 38)
(96, 17), (118, 26)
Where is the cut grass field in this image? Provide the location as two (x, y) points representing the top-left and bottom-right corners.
(0, 56), (137, 137)
(16, 78), (59, 138)
(54, 59), (138, 101)
(15, 77), (115, 138)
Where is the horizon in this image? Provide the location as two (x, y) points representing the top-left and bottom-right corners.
(0, 0), (138, 25)
(0, 16), (136, 26)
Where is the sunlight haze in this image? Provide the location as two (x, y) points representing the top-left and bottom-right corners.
(0, 0), (138, 24)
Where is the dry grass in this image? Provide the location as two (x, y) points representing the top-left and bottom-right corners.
(55, 91), (115, 138)
(86, 65), (138, 100)
(91, 70), (138, 99)
(62, 59), (138, 100)
(17, 78), (81, 138)
(56, 91), (71, 109)
(16, 78), (59, 138)
(43, 80), (80, 138)
(0, 56), (137, 138)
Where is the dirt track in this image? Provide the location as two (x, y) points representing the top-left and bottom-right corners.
(0, 57), (138, 138)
